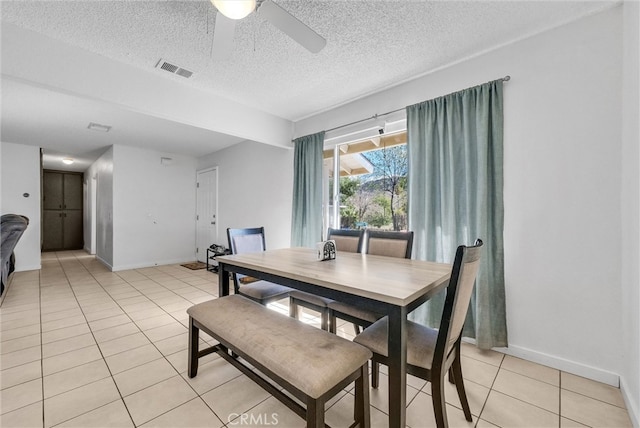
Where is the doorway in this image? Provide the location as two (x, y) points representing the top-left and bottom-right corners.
(195, 168), (218, 262)
(42, 170), (84, 251)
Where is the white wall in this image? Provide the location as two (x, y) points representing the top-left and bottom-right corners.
(620, 1), (640, 425)
(111, 145), (197, 270)
(0, 142), (41, 271)
(83, 166), (97, 255)
(498, 7), (622, 386)
(198, 140), (294, 250)
(85, 147), (114, 267)
(296, 6), (626, 386)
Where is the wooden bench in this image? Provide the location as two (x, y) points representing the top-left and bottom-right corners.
(187, 295), (372, 428)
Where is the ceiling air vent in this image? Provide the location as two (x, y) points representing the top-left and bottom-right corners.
(175, 68), (193, 78)
(155, 59), (193, 79)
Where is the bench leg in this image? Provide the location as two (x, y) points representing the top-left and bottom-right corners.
(306, 398), (324, 428)
(188, 317), (200, 378)
(289, 298), (298, 319)
(320, 309), (330, 331)
(354, 364), (371, 428)
(329, 313), (337, 334)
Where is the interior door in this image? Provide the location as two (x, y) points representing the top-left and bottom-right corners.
(196, 168), (218, 262)
(42, 170), (84, 251)
(63, 210), (84, 249)
(64, 173), (83, 210)
(43, 171), (63, 210)
(42, 211), (63, 250)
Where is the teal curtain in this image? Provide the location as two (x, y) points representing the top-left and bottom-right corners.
(406, 80), (507, 349)
(291, 131), (325, 248)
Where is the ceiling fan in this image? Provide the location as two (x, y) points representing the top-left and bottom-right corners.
(210, 0), (326, 59)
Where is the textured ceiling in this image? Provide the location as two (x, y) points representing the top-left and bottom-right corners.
(1, 0), (617, 121)
(0, 0), (618, 169)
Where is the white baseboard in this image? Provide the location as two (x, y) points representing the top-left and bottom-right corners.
(498, 343), (620, 387)
(462, 338), (620, 387)
(95, 255), (113, 272)
(15, 264), (42, 272)
(620, 377), (639, 428)
(60, 255), (201, 274)
(111, 258), (194, 272)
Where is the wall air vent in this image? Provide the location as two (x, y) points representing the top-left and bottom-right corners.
(155, 59), (194, 79)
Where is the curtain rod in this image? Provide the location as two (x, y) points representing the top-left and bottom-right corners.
(319, 75), (511, 137)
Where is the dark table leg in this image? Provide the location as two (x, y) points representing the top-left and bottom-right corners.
(218, 262), (230, 297)
(188, 317), (199, 378)
(387, 306), (408, 428)
(216, 263), (232, 356)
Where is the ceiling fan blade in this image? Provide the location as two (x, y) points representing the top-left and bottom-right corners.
(212, 12), (236, 61)
(259, 0), (326, 53)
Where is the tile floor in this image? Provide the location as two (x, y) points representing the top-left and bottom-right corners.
(0, 251), (633, 428)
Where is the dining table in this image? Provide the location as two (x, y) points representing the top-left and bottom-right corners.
(216, 247), (451, 428)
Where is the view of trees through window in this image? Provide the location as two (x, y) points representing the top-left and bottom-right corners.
(335, 141), (408, 232)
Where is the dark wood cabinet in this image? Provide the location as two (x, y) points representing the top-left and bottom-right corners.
(43, 172), (63, 210)
(42, 171), (84, 251)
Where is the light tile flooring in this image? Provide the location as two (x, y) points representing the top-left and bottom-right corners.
(0, 251), (633, 428)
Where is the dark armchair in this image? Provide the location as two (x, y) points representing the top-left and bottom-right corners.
(1, 214), (29, 295)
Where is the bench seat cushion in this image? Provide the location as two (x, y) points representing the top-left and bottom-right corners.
(188, 295), (372, 399)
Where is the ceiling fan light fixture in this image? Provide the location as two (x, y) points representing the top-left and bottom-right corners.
(212, 0), (256, 20)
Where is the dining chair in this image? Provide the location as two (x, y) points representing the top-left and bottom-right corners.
(326, 227), (365, 253)
(328, 230), (414, 334)
(354, 239), (483, 428)
(226, 227), (293, 305)
(288, 228), (365, 330)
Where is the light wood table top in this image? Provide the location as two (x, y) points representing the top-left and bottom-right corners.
(217, 247), (451, 307)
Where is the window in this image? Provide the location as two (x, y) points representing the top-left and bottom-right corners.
(323, 131), (408, 233)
